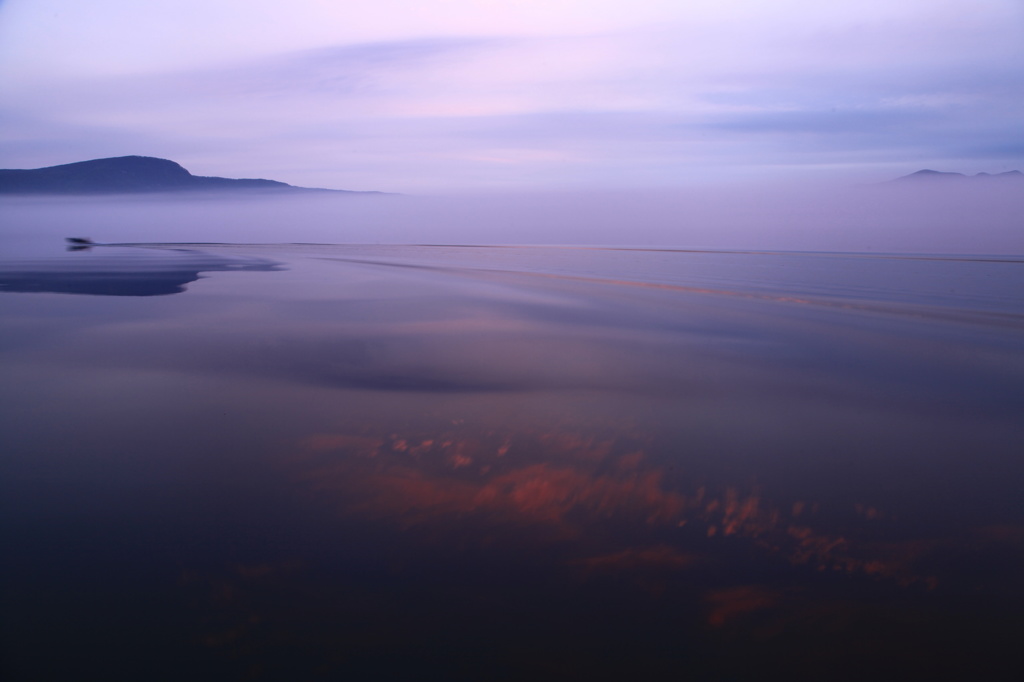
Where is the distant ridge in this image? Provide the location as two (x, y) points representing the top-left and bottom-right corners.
(0, 156), (378, 195)
(891, 169), (1024, 183)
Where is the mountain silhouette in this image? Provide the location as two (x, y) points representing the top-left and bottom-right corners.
(0, 156), (372, 194)
(892, 169), (1024, 183)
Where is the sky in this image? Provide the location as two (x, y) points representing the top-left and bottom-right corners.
(0, 0), (1022, 192)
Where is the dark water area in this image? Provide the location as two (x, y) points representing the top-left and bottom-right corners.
(2, 239), (1023, 680)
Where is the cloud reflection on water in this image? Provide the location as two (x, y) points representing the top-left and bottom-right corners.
(289, 424), (953, 589)
(167, 416), (1024, 678)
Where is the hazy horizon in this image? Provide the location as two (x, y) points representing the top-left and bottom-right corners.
(4, 179), (1022, 254)
(2, 1), (1022, 194)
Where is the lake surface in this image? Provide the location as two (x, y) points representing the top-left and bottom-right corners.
(2, 237), (1023, 680)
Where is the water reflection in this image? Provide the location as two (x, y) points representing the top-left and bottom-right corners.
(0, 245), (281, 296)
(289, 424), (954, 587)
(158, 413), (1023, 679)
(1, 244), (1022, 679)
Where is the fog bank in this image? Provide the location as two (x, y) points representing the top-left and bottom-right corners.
(2, 181), (1021, 254)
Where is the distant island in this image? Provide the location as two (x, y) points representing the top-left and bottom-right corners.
(0, 155), (379, 195)
(891, 169), (1024, 183)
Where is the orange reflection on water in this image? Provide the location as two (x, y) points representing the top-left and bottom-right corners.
(309, 461), (688, 535)
(290, 427), (953, 588)
(705, 585), (783, 628)
(572, 545), (699, 573)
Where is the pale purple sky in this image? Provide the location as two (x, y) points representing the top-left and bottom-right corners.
(1, 0), (1022, 192)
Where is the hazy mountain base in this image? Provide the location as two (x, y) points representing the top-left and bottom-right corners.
(893, 169), (1024, 182)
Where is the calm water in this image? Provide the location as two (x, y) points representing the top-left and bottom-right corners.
(2, 239), (1023, 680)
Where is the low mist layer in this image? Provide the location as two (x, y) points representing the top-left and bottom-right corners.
(2, 180), (1022, 254)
